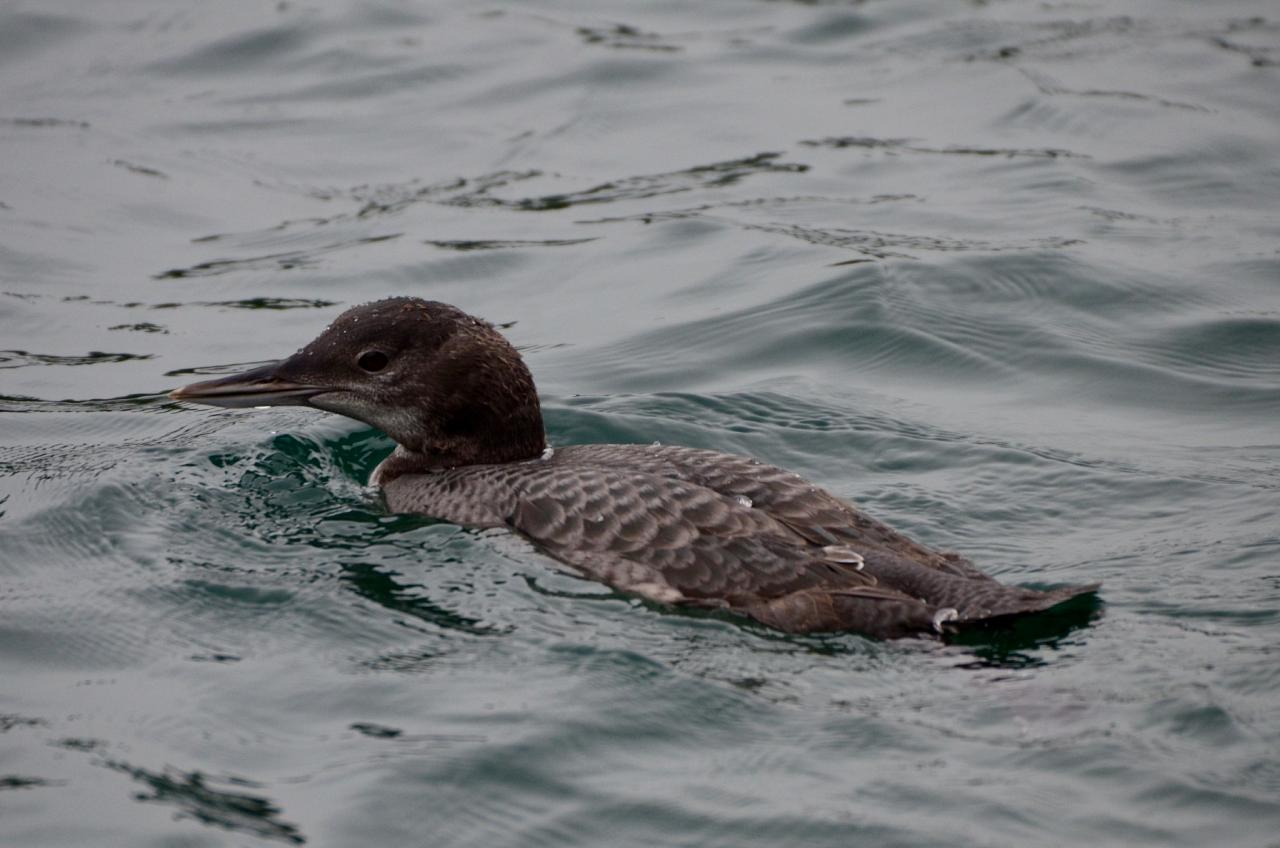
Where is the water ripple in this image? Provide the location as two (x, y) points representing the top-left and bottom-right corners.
(4, 0), (1280, 845)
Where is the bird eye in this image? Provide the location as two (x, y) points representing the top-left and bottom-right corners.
(357, 350), (390, 373)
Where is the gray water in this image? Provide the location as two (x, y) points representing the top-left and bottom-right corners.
(2, 1), (1279, 845)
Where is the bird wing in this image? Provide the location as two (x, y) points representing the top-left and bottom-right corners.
(503, 464), (880, 606)
(552, 444), (995, 581)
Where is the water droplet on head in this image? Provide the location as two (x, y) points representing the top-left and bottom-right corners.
(651, 440), (662, 447)
(734, 495), (753, 509)
(541, 446), (555, 460)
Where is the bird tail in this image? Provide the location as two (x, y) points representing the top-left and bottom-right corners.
(859, 550), (1100, 623)
(948, 580), (1100, 622)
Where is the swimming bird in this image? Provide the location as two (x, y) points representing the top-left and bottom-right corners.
(170, 297), (1098, 639)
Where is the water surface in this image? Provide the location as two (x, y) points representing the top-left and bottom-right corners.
(2, 1), (1279, 845)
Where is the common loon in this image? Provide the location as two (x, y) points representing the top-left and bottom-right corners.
(170, 297), (1098, 639)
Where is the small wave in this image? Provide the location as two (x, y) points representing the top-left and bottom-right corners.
(425, 237), (597, 251)
(155, 234), (400, 279)
(576, 24), (681, 52)
(0, 350), (153, 369)
(801, 136), (1087, 160)
(102, 759), (305, 845)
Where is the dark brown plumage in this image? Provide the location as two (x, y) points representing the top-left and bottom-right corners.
(171, 297), (1099, 639)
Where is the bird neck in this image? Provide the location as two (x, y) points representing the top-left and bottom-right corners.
(371, 341), (547, 484)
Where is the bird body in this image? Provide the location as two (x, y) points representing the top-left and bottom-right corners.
(171, 298), (1098, 639)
